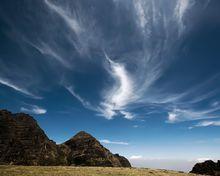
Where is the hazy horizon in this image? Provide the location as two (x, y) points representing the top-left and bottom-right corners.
(0, 0), (220, 172)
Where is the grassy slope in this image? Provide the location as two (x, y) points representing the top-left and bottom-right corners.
(0, 165), (200, 176)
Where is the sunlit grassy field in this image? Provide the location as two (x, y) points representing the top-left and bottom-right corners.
(0, 165), (200, 176)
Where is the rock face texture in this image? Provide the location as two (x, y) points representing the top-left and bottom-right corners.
(190, 160), (220, 175)
(64, 131), (131, 167)
(0, 110), (130, 167)
(0, 109), (68, 165)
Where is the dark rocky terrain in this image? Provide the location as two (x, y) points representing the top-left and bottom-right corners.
(190, 160), (220, 175)
(0, 109), (131, 167)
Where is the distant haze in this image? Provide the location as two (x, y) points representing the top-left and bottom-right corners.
(130, 158), (197, 172)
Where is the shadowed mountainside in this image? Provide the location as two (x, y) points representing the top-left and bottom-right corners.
(0, 109), (130, 167)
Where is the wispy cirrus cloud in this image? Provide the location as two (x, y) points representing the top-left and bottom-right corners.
(57, 0), (206, 121)
(167, 107), (220, 123)
(64, 56), (136, 120)
(120, 111), (135, 120)
(133, 0), (148, 34)
(44, 0), (82, 35)
(26, 40), (71, 69)
(100, 139), (129, 145)
(175, 0), (194, 33)
(99, 54), (136, 119)
(3, 0), (213, 124)
(65, 85), (98, 112)
(190, 120), (220, 129)
(44, 0), (99, 56)
(0, 77), (42, 99)
(20, 104), (47, 115)
(28, 0), (197, 122)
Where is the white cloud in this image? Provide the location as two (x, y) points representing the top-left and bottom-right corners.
(168, 112), (177, 123)
(0, 77), (42, 99)
(175, 0), (190, 21)
(130, 155), (143, 160)
(20, 105), (47, 115)
(175, 0), (194, 33)
(44, 0), (97, 56)
(196, 158), (211, 162)
(65, 84), (120, 120)
(100, 139), (129, 145)
(42, 1), (195, 122)
(44, 0), (81, 35)
(99, 54), (135, 119)
(98, 102), (116, 120)
(167, 107), (220, 123)
(65, 85), (98, 112)
(121, 111), (134, 120)
(133, 0), (148, 33)
(27, 41), (71, 68)
(194, 120), (220, 128)
(105, 54), (134, 108)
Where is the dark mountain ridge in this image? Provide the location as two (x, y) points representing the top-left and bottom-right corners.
(190, 160), (220, 175)
(0, 109), (131, 167)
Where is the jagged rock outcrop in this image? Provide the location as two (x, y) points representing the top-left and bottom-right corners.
(64, 131), (131, 167)
(0, 109), (68, 165)
(114, 153), (131, 167)
(190, 160), (220, 175)
(0, 109), (130, 167)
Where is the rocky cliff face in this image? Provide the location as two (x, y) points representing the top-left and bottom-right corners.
(190, 160), (220, 175)
(0, 110), (130, 167)
(0, 110), (68, 165)
(64, 131), (130, 167)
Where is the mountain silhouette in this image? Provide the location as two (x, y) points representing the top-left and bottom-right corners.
(0, 109), (130, 167)
(190, 160), (220, 175)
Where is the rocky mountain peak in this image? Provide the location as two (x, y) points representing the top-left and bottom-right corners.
(0, 109), (131, 167)
(68, 131), (96, 141)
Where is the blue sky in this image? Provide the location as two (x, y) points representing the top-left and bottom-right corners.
(0, 0), (220, 171)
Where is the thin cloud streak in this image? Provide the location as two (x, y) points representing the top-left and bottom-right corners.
(65, 85), (98, 112)
(100, 139), (129, 145)
(65, 84), (118, 120)
(0, 77), (42, 99)
(20, 105), (47, 115)
(130, 155), (143, 160)
(27, 40), (71, 69)
(44, 0), (98, 56)
(44, 0), (81, 35)
(44, 0), (84, 56)
(175, 0), (194, 34)
(167, 107), (220, 123)
(190, 120), (220, 129)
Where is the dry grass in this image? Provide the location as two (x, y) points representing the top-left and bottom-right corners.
(0, 165), (200, 176)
